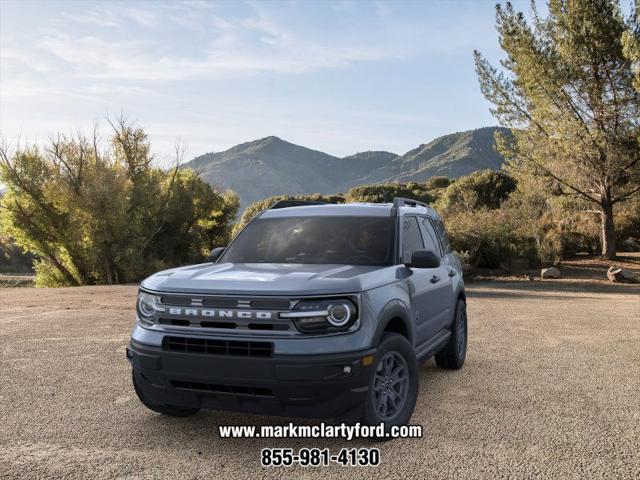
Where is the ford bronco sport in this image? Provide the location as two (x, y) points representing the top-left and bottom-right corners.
(127, 198), (467, 429)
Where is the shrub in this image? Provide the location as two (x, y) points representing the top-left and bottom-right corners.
(444, 208), (533, 270)
(346, 182), (435, 204)
(0, 121), (238, 286)
(425, 176), (452, 190)
(436, 170), (516, 215)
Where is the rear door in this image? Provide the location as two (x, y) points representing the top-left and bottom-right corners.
(401, 216), (445, 348)
(418, 216), (452, 333)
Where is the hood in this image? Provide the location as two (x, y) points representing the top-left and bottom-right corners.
(141, 262), (400, 295)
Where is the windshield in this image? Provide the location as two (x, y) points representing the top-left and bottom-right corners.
(221, 216), (395, 266)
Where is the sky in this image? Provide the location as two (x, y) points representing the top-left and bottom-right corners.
(0, 0), (535, 164)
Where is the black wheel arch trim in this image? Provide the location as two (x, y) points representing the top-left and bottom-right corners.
(372, 299), (413, 347)
(457, 288), (467, 303)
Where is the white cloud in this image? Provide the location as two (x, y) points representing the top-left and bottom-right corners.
(7, 8), (396, 84)
(2, 0), (490, 94)
(0, 1), (500, 160)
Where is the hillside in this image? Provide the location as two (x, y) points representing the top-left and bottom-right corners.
(183, 127), (510, 206)
(380, 126), (510, 183)
(183, 136), (349, 205)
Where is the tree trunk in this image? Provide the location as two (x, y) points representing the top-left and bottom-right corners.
(600, 199), (616, 260)
(104, 258), (113, 285)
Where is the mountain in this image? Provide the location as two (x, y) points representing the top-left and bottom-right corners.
(183, 127), (509, 206)
(184, 136), (346, 206)
(364, 126), (510, 183)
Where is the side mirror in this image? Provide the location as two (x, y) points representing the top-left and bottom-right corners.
(208, 246), (226, 263)
(407, 249), (440, 269)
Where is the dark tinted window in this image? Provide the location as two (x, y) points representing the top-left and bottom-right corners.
(418, 217), (441, 256)
(401, 217), (424, 263)
(221, 216), (395, 266)
(434, 218), (452, 253)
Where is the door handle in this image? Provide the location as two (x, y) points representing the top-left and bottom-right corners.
(430, 275), (440, 284)
(448, 269), (457, 277)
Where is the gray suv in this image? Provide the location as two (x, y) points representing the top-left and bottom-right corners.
(127, 198), (467, 428)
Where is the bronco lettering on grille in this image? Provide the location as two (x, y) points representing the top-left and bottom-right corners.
(167, 308), (273, 320)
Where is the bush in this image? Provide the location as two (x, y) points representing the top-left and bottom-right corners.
(0, 121), (238, 286)
(436, 170), (516, 215)
(444, 208), (537, 270)
(346, 182), (435, 204)
(425, 176), (452, 190)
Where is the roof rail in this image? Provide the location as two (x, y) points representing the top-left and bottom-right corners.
(269, 199), (328, 210)
(392, 197), (430, 209)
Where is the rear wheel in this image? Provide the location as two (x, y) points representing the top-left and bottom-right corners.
(435, 298), (467, 369)
(132, 371), (200, 417)
(361, 334), (418, 431)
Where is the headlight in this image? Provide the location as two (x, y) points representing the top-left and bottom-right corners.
(327, 303), (352, 327)
(281, 298), (358, 334)
(136, 291), (161, 326)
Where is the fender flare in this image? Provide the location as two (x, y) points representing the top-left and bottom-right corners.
(372, 299), (413, 346)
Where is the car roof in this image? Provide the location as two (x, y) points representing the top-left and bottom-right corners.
(260, 202), (440, 219)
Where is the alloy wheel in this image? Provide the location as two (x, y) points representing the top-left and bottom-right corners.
(372, 351), (410, 420)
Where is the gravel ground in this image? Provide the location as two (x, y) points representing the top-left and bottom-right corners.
(1, 282), (638, 479)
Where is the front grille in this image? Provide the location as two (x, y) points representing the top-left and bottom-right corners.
(162, 336), (273, 357)
(249, 298), (292, 309)
(155, 295), (295, 333)
(171, 380), (274, 397)
(158, 318), (290, 331)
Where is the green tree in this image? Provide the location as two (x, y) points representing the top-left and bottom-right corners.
(623, 2), (640, 92)
(0, 120), (238, 286)
(436, 170), (516, 215)
(345, 182), (435, 204)
(425, 176), (452, 190)
(475, 0), (640, 259)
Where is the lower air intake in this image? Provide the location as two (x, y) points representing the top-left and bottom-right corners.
(162, 336), (273, 357)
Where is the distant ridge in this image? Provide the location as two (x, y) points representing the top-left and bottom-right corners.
(182, 127), (510, 206)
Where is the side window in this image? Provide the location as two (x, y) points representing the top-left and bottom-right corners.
(434, 218), (452, 253)
(402, 217), (424, 263)
(418, 217), (441, 256)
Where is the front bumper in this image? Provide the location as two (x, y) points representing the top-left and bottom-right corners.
(128, 338), (376, 419)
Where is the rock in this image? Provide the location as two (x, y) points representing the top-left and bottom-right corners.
(541, 267), (561, 279)
(607, 266), (639, 283)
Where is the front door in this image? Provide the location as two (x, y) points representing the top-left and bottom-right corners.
(401, 216), (448, 349)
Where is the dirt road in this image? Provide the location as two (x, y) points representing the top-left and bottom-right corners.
(1, 282), (638, 479)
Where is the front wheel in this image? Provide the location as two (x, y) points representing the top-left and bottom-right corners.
(361, 334), (419, 430)
(435, 298), (467, 369)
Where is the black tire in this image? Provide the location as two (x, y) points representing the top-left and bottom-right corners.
(361, 334), (419, 431)
(435, 298), (467, 369)
(132, 371), (200, 417)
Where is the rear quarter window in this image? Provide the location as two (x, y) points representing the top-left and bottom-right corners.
(434, 218), (452, 253)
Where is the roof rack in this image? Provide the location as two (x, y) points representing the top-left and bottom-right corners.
(392, 197), (430, 209)
(269, 199), (328, 210)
